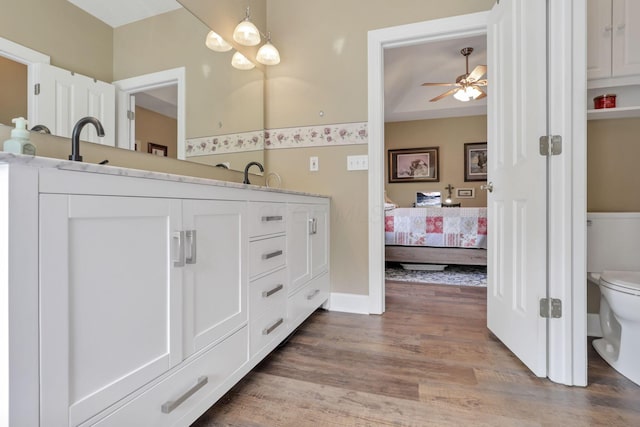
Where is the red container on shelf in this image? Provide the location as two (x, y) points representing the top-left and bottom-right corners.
(594, 94), (616, 109)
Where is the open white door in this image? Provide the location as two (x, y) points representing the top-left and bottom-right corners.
(486, 0), (548, 376)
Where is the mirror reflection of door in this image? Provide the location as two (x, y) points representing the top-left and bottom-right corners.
(131, 85), (178, 159)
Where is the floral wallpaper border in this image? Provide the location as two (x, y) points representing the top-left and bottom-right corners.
(185, 122), (368, 157)
(265, 122), (368, 149)
(186, 130), (264, 157)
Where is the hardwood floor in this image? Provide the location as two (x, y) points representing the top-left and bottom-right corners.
(192, 281), (640, 426)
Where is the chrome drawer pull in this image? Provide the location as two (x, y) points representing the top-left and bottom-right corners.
(172, 231), (185, 267)
(262, 215), (283, 222)
(262, 318), (284, 335)
(262, 249), (283, 260)
(185, 230), (197, 264)
(262, 284), (284, 298)
(306, 289), (320, 300)
(161, 376), (208, 414)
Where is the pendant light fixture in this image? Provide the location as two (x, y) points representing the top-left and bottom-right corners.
(256, 32), (281, 65)
(205, 30), (232, 52)
(231, 51), (255, 70)
(233, 6), (261, 46)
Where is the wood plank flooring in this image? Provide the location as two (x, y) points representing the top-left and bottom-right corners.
(191, 281), (640, 426)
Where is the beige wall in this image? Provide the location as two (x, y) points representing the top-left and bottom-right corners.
(587, 118), (640, 212)
(0, 56), (27, 125)
(385, 116), (488, 208)
(264, 0), (495, 296)
(135, 107), (178, 158)
(189, 151), (264, 174)
(0, 0), (113, 82)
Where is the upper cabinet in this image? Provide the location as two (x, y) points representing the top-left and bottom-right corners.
(587, 0), (640, 119)
(588, 0), (640, 80)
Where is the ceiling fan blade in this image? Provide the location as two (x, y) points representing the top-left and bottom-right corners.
(467, 65), (487, 82)
(429, 88), (459, 102)
(474, 79), (488, 87)
(475, 88), (487, 100)
(421, 82), (458, 87)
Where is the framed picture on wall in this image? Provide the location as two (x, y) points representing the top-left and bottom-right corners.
(148, 142), (168, 157)
(388, 147), (439, 183)
(456, 188), (475, 198)
(464, 142), (487, 181)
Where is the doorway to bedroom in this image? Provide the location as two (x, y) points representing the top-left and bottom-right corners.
(382, 35), (488, 289)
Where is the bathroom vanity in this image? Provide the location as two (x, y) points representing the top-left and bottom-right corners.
(0, 154), (330, 426)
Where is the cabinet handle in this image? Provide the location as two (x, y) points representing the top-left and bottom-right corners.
(262, 284), (284, 298)
(262, 215), (283, 222)
(161, 376), (208, 414)
(306, 289), (320, 300)
(185, 230), (197, 265)
(309, 218), (317, 235)
(262, 249), (283, 260)
(172, 231), (185, 267)
(262, 318), (284, 335)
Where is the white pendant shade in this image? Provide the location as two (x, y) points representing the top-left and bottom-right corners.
(231, 51), (255, 70)
(453, 86), (482, 102)
(205, 30), (232, 52)
(256, 42), (281, 65)
(233, 19), (261, 46)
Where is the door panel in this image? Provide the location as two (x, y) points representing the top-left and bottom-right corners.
(487, 0), (548, 377)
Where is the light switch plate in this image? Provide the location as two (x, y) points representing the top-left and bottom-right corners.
(347, 155), (368, 171)
(310, 156), (319, 171)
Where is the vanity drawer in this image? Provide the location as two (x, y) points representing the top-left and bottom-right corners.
(249, 235), (286, 278)
(250, 309), (287, 356)
(288, 273), (330, 329)
(91, 327), (248, 427)
(248, 202), (286, 238)
(249, 267), (287, 318)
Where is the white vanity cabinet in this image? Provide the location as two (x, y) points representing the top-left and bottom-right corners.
(587, 0), (640, 80)
(0, 157), (330, 427)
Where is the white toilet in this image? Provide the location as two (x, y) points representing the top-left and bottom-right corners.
(587, 212), (640, 386)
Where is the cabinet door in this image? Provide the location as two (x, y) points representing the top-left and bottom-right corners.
(182, 200), (247, 357)
(287, 204), (312, 293)
(39, 195), (182, 427)
(311, 204), (329, 278)
(612, 0), (640, 77)
(587, 0), (613, 80)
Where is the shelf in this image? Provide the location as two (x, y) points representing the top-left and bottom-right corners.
(587, 106), (640, 120)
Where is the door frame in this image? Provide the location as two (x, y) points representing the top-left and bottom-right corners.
(367, 4), (587, 386)
(367, 12), (489, 315)
(113, 67), (186, 158)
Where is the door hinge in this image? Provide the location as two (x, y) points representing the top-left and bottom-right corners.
(34, 83), (40, 95)
(127, 110), (135, 120)
(539, 135), (562, 156)
(540, 298), (562, 318)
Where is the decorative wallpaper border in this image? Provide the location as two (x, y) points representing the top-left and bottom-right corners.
(265, 122), (368, 149)
(185, 122), (368, 156)
(186, 130), (264, 157)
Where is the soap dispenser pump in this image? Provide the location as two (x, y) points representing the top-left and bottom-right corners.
(3, 117), (36, 155)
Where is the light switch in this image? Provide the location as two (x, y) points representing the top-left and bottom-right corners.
(310, 156), (319, 171)
(347, 155), (368, 171)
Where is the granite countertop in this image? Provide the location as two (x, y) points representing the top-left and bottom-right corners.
(0, 153), (328, 198)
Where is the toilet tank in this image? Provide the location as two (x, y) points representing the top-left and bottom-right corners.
(587, 212), (640, 273)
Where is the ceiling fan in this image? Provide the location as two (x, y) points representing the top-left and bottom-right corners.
(422, 47), (487, 102)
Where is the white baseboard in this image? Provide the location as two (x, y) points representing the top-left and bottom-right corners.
(587, 313), (602, 337)
(327, 292), (370, 314)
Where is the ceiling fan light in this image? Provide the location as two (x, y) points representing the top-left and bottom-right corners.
(467, 86), (483, 99)
(231, 51), (255, 70)
(256, 41), (280, 65)
(233, 19), (261, 46)
(205, 30), (232, 52)
(453, 88), (471, 102)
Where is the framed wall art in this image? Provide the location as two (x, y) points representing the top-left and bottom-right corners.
(148, 142), (168, 157)
(388, 147), (439, 183)
(464, 142), (487, 181)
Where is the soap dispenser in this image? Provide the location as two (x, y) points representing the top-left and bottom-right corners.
(3, 117), (36, 155)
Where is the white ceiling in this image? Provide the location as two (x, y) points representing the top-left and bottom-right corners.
(67, 0), (182, 28)
(384, 35), (487, 122)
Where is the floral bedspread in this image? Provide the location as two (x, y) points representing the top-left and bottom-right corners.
(385, 207), (487, 249)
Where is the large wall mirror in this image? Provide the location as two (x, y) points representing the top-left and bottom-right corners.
(0, 0), (264, 174)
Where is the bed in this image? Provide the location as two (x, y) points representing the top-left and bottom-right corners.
(384, 207), (487, 266)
